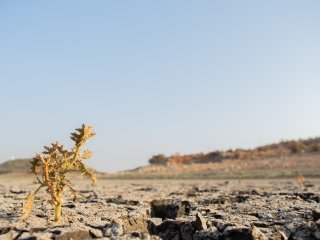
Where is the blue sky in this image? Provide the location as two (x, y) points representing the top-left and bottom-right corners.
(1, 1), (319, 172)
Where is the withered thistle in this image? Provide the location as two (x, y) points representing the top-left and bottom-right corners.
(21, 124), (96, 223)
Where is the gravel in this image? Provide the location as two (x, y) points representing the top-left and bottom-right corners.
(0, 176), (320, 240)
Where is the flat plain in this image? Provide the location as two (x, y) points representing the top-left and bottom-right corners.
(1, 174), (320, 240)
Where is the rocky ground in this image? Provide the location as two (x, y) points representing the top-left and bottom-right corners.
(1, 175), (320, 240)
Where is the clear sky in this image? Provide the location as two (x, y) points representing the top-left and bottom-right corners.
(1, 1), (319, 172)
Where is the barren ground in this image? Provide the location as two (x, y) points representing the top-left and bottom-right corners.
(1, 174), (320, 240)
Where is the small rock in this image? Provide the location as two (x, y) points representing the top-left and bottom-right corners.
(194, 212), (207, 231)
(223, 226), (252, 240)
(313, 209), (320, 221)
(312, 231), (320, 239)
(251, 226), (268, 240)
(0, 230), (15, 240)
(148, 218), (163, 226)
(149, 219), (184, 239)
(278, 230), (288, 240)
(19, 232), (38, 240)
(31, 232), (53, 240)
(141, 233), (152, 240)
(305, 183), (314, 188)
(55, 230), (91, 240)
(147, 218), (163, 235)
(122, 207), (149, 233)
(289, 226), (310, 240)
(89, 228), (103, 238)
(29, 228), (47, 234)
(193, 230), (220, 240)
(180, 221), (194, 240)
(63, 203), (76, 209)
(104, 219), (124, 237)
(131, 231), (140, 237)
(251, 189), (262, 195)
(10, 187), (26, 194)
(151, 199), (188, 219)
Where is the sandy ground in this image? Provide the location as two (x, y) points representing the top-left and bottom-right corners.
(1, 174), (320, 239)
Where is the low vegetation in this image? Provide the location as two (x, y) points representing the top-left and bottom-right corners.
(21, 124), (96, 223)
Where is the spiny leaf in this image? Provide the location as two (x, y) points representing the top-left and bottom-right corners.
(30, 157), (41, 174)
(81, 150), (92, 160)
(75, 160), (97, 184)
(70, 124), (96, 146)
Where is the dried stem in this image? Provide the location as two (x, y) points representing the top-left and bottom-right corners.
(21, 124), (96, 222)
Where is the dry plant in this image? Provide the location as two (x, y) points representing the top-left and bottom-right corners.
(21, 124), (96, 223)
(296, 174), (306, 186)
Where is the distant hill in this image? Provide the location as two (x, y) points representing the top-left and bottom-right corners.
(148, 137), (320, 165)
(0, 158), (99, 175)
(0, 159), (32, 174)
(105, 137), (320, 179)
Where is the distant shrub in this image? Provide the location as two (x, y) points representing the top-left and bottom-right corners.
(287, 141), (306, 153)
(309, 142), (320, 152)
(206, 151), (223, 158)
(149, 154), (168, 165)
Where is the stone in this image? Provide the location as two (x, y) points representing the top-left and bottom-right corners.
(0, 230), (14, 240)
(147, 218), (163, 235)
(193, 230), (220, 240)
(180, 221), (194, 240)
(312, 231), (320, 239)
(122, 206), (149, 233)
(104, 219), (124, 237)
(141, 233), (152, 240)
(10, 187), (26, 194)
(122, 217), (148, 233)
(89, 228), (103, 238)
(0, 230), (24, 240)
(289, 226), (310, 240)
(31, 232), (53, 240)
(251, 226), (268, 240)
(313, 209), (320, 221)
(278, 230), (288, 240)
(150, 219), (184, 240)
(194, 212), (207, 230)
(223, 226), (253, 240)
(151, 199), (188, 219)
(55, 230), (91, 240)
